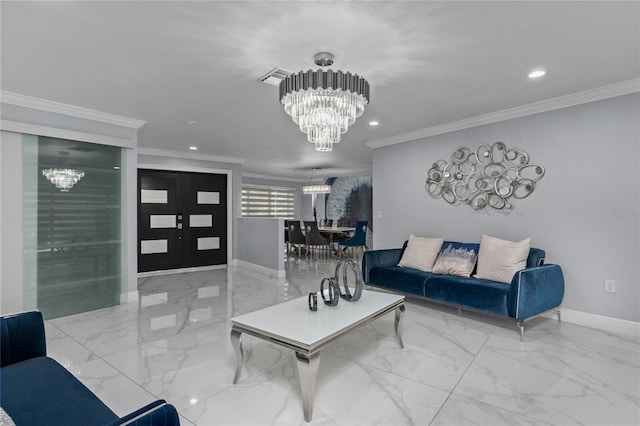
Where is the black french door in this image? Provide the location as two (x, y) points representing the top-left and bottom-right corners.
(138, 169), (227, 272)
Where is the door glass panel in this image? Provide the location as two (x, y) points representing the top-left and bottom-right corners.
(141, 189), (168, 203)
(189, 214), (212, 227)
(197, 191), (220, 204)
(140, 239), (169, 254)
(24, 137), (123, 319)
(149, 215), (176, 229)
(197, 236), (220, 250)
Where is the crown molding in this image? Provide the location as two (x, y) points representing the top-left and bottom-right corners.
(242, 172), (309, 183)
(0, 91), (146, 129)
(366, 78), (640, 149)
(137, 147), (246, 165)
(0, 119), (135, 149)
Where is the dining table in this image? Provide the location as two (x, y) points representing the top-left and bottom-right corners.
(318, 226), (355, 255)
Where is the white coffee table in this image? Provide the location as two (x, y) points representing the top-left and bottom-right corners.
(230, 289), (405, 422)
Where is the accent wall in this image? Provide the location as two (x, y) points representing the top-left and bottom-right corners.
(372, 93), (639, 322)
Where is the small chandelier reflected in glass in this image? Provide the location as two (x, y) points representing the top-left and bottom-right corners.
(42, 168), (85, 192)
(279, 52), (370, 152)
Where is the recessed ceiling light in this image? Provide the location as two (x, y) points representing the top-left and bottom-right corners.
(369, 121), (379, 126)
(528, 70), (546, 79)
(189, 146), (198, 151)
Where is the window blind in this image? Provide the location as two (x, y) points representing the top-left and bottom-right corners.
(241, 185), (295, 219)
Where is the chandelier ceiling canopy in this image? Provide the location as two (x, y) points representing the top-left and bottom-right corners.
(42, 168), (85, 192)
(279, 52), (370, 152)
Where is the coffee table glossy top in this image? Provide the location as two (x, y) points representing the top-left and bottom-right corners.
(230, 289), (404, 350)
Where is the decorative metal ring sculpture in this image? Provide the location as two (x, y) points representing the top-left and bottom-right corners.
(320, 277), (340, 306)
(425, 141), (544, 211)
(308, 292), (318, 311)
(334, 259), (364, 302)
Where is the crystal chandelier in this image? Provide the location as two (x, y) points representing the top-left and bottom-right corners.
(279, 52), (370, 152)
(42, 168), (85, 192)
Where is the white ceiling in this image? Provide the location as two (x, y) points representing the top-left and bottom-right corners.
(2, 1), (638, 180)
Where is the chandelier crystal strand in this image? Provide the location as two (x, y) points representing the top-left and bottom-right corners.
(279, 53), (369, 152)
(42, 168), (85, 192)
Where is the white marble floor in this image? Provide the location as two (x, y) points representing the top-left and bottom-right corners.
(45, 254), (639, 425)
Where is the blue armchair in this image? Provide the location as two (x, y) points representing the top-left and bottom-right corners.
(0, 311), (180, 426)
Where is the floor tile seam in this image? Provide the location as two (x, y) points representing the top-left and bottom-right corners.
(427, 326), (496, 425)
(45, 319), (105, 363)
(50, 299), (144, 324)
(232, 356), (294, 388)
(88, 319), (221, 359)
(434, 393), (555, 426)
(175, 382), (238, 417)
(323, 349), (454, 395)
(48, 310), (145, 338)
(445, 322), (495, 395)
(53, 334), (163, 413)
(565, 329), (640, 356)
(94, 352), (163, 411)
(205, 310), (231, 322)
(86, 312), (225, 357)
(45, 319), (65, 335)
(477, 322), (640, 371)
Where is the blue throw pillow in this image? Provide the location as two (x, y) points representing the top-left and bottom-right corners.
(432, 243), (478, 277)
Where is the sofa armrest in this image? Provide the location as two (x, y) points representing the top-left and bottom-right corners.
(104, 400), (180, 426)
(362, 248), (403, 282)
(508, 264), (565, 320)
(1, 311), (46, 367)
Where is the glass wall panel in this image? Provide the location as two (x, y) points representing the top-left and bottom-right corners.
(24, 137), (122, 319)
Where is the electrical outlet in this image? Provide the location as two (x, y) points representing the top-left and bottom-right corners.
(605, 279), (616, 293)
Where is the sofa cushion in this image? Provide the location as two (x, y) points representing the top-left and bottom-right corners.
(0, 356), (118, 426)
(368, 266), (431, 297)
(398, 234), (444, 272)
(424, 274), (511, 316)
(432, 243), (478, 277)
(476, 235), (531, 284)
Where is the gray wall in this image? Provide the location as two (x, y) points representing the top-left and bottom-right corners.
(0, 131), (24, 314)
(236, 217), (284, 274)
(372, 93), (639, 322)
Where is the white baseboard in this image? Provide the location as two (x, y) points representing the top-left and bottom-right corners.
(232, 259), (285, 278)
(137, 264), (227, 278)
(544, 308), (639, 338)
(120, 290), (139, 304)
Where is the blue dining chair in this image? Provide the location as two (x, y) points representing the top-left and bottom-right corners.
(338, 221), (368, 257)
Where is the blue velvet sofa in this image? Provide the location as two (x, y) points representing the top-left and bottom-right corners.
(362, 241), (565, 340)
(0, 311), (180, 426)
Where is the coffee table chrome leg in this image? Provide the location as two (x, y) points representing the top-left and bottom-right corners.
(294, 351), (320, 422)
(394, 304), (405, 348)
(230, 328), (243, 384)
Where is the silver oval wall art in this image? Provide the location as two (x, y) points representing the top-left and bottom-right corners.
(425, 142), (544, 211)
